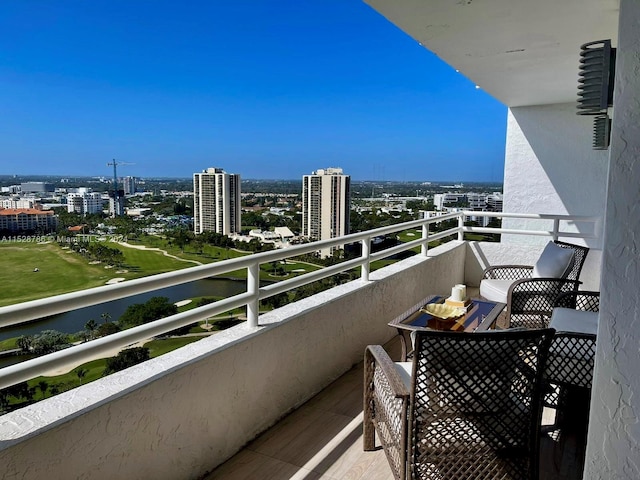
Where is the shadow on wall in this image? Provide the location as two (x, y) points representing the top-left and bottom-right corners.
(506, 104), (607, 250)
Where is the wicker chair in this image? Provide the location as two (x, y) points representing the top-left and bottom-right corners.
(480, 240), (590, 329)
(364, 329), (555, 480)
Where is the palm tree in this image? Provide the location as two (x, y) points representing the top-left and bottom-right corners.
(76, 368), (87, 385)
(38, 380), (49, 399)
(100, 312), (111, 324)
(85, 319), (98, 340)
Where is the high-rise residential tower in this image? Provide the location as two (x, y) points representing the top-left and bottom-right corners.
(67, 188), (103, 215)
(122, 176), (136, 196)
(193, 167), (241, 235)
(302, 167), (351, 257)
(108, 190), (125, 217)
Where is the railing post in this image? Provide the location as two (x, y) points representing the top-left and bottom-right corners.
(361, 238), (371, 282)
(247, 263), (260, 328)
(595, 216), (604, 248)
(457, 212), (465, 241)
(552, 219), (560, 241)
(421, 223), (429, 257)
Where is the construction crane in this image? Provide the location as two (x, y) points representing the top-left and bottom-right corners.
(106, 159), (134, 216)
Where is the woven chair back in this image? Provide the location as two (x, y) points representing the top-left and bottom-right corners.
(409, 329), (554, 480)
(553, 240), (590, 282)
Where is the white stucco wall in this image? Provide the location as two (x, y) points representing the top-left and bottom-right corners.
(0, 242), (467, 480)
(498, 102), (607, 292)
(502, 103), (608, 251)
(464, 240), (600, 292)
(584, 1), (640, 478)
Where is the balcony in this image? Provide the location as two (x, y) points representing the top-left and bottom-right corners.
(0, 212), (600, 479)
(205, 335), (585, 480)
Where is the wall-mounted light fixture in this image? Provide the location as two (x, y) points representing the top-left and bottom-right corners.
(577, 40), (616, 149)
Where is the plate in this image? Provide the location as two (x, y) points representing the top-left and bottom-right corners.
(422, 303), (466, 320)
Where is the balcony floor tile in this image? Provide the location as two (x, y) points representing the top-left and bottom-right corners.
(203, 336), (585, 480)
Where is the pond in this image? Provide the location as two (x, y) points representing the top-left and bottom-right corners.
(0, 278), (247, 343)
(0, 278), (251, 369)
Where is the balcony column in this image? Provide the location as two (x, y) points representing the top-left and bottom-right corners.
(585, 0), (640, 476)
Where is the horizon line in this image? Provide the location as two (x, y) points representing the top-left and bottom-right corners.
(0, 174), (503, 184)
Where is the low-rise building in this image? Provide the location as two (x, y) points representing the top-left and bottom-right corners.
(20, 182), (54, 194)
(1, 198), (36, 209)
(273, 226), (294, 241)
(0, 208), (58, 234)
(1, 185), (21, 194)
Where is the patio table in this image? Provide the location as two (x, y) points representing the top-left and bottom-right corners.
(388, 295), (506, 361)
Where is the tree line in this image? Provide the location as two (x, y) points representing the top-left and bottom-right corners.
(2, 296), (181, 414)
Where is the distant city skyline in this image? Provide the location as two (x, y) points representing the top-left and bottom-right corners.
(1, 1), (507, 182)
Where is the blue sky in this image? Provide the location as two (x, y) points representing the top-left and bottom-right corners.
(1, 1), (507, 182)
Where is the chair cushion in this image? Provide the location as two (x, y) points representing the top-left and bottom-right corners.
(479, 279), (514, 304)
(394, 362), (413, 390)
(532, 241), (575, 279)
(550, 308), (599, 335)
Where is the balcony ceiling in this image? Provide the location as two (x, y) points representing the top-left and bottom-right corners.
(364, 0), (620, 107)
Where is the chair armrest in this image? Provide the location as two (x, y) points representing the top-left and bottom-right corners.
(363, 344), (410, 475)
(482, 265), (533, 280)
(554, 290), (600, 312)
(507, 279), (582, 327)
(510, 277), (581, 290)
(544, 332), (596, 389)
(364, 345), (410, 398)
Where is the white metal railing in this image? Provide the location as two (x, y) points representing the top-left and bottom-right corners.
(460, 211), (603, 242)
(0, 211), (601, 389)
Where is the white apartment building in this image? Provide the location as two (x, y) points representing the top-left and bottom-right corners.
(193, 167), (241, 235)
(1, 185), (21, 194)
(1, 198), (36, 209)
(302, 167), (351, 258)
(486, 192), (503, 212)
(466, 192), (486, 210)
(67, 188), (103, 215)
(433, 193), (464, 210)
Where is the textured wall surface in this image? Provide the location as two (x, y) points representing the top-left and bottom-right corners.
(502, 103), (608, 250)
(584, 1), (640, 478)
(0, 243), (467, 480)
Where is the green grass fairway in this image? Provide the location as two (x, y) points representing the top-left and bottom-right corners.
(0, 241), (205, 307)
(1, 236), (326, 310)
(0, 337), (18, 350)
(127, 235), (249, 264)
(15, 336), (204, 406)
(145, 336), (203, 356)
(396, 229), (423, 243)
(109, 243), (195, 275)
(0, 242), (111, 306)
